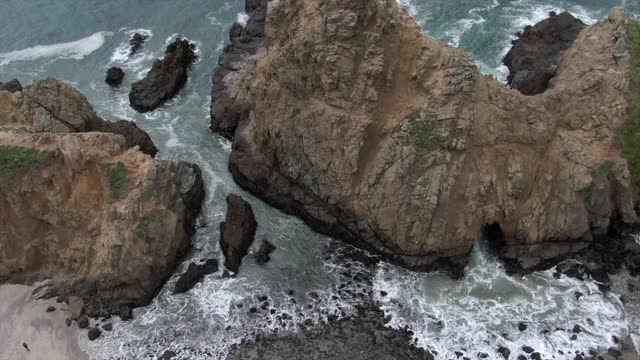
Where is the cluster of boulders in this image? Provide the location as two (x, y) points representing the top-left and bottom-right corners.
(104, 32), (197, 113)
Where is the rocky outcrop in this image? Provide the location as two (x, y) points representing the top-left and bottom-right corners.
(254, 239), (276, 265)
(173, 259), (218, 294)
(220, 194), (257, 273)
(105, 67), (125, 87)
(504, 12), (586, 95)
(210, 0), (268, 139)
(0, 79), (23, 93)
(213, 1), (637, 274)
(0, 78), (205, 316)
(129, 38), (196, 113)
(129, 32), (149, 56)
(1, 78), (158, 157)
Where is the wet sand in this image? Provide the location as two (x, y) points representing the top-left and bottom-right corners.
(0, 284), (88, 360)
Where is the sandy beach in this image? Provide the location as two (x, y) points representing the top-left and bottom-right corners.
(0, 284), (88, 360)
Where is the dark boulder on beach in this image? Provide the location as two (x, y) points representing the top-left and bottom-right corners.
(129, 32), (149, 55)
(129, 38), (196, 112)
(105, 67), (125, 87)
(220, 194), (257, 273)
(0, 79), (23, 93)
(503, 12), (585, 95)
(174, 259), (219, 293)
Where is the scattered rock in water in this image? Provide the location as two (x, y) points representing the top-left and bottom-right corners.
(572, 324), (582, 333)
(102, 323), (113, 331)
(46, 306), (56, 312)
(497, 346), (511, 359)
(522, 346), (534, 354)
(380, 290), (388, 297)
(55, 296), (66, 303)
(254, 239), (276, 265)
(174, 259), (219, 294)
(105, 67), (125, 87)
(159, 350), (177, 359)
(65, 318), (72, 327)
(0, 79), (23, 93)
(257, 295), (268, 302)
(22, 342), (29, 352)
(517, 356), (527, 360)
(518, 322), (528, 331)
(119, 305), (133, 321)
(129, 32), (149, 55)
(503, 12), (585, 95)
(574, 291), (583, 300)
(77, 315), (89, 329)
(129, 38), (196, 112)
(531, 352), (541, 360)
(219, 194), (257, 273)
(88, 327), (101, 341)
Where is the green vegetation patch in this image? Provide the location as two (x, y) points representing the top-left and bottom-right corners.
(0, 145), (47, 183)
(101, 161), (129, 198)
(591, 160), (615, 181)
(407, 112), (439, 149)
(620, 20), (640, 187)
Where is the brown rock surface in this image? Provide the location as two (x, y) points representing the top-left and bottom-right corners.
(0, 79), (204, 316)
(215, 1), (637, 274)
(219, 194), (257, 273)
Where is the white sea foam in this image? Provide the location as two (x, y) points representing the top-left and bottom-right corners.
(373, 241), (629, 360)
(237, 12), (250, 26)
(0, 31), (112, 67)
(397, 0), (418, 17)
(445, 0), (500, 47)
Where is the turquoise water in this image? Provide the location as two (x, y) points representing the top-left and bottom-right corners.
(0, 0), (639, 359)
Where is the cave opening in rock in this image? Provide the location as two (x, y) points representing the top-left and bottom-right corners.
(482, 222), (505, 254)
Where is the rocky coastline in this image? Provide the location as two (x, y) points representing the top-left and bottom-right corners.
(0, 78), (205, 317)
(211, 0), (639, 278)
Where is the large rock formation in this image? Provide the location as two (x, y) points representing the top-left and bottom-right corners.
(129, 38), (196, 113)
(212, 0), (637, 274)
(2, 78), (158, 157)
(219, 194), (257, 273)
(210, 0), (268, 139)
(504, 11), (586, 95)
(0, 78), (204, 315)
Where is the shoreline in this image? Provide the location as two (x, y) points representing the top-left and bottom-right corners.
(0, 284), (88, 360)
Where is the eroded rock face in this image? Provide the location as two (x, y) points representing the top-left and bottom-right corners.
(129, 38), (196, 113)
(0, 78), (158, 157)
(503, 12), (586, 95)
(220, 194), (257, 273)
(0, 79), (23, 93)
(0, 78), (204, 316)
(215, 1), (637, 273)
(210, 0), (268, 139)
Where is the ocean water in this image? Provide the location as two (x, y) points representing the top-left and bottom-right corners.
(0, 0), (639, 359)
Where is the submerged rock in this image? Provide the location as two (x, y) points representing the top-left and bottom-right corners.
(129, 32), (148, 55)
(0, 79), (23, 93)
(129, 38), (196, 112)
(174, 259), (219, 294)
(254, 239), (276, 265)
(503, 12), (585, 95)
(0, 79), (205, 317)
(105, 66), (125, 87)
(220, 194), (257, 273)
(214, 1), (637, 274)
